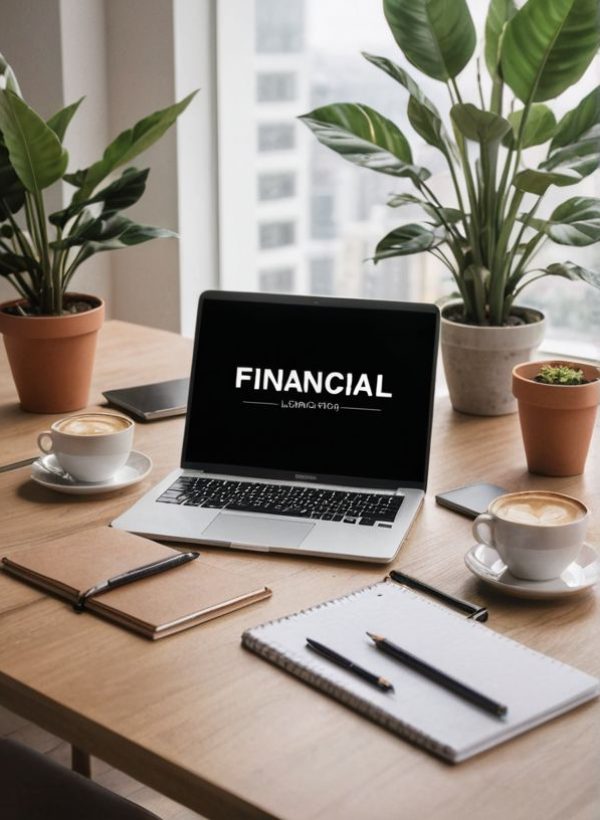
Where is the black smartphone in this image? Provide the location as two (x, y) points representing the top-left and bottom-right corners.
(435, 483), (507, 519)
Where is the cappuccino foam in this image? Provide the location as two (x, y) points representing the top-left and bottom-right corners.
(56, 414), (131, 436)
(493, 493), (585, 526)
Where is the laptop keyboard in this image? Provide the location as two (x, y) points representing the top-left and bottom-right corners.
(157, 477), (403, 527)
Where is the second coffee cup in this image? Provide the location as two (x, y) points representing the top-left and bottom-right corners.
(37, 413), (134, 482)
(472, 490), (588, 581)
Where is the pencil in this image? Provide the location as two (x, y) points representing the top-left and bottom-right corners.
(366, 632), (507, 717)
(307, 638), (394, 692)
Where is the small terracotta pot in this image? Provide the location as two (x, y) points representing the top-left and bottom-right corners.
(512, 360), (600, 476)
(0, 294), (105, 414)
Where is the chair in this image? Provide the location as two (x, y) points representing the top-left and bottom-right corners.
(0, 738), (161, 820)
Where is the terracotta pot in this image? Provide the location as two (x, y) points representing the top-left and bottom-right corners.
(440, 303), (545, 416)
(512, 360), (600, 477)
(0, 294), (105, 413)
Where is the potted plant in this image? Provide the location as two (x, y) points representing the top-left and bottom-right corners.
(299, 0), (600, 416)
(513, 361), (600, 476)
(0, 53), (195, 413)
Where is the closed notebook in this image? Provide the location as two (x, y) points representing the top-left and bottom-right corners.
(2, 528), (271, 639)
(242, 580), (599, 762)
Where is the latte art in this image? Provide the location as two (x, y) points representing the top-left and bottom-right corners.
(56, 414), (131, 436)
(493, 493), (585, 526)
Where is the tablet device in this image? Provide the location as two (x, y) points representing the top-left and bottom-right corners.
(103, 378), (189, 421)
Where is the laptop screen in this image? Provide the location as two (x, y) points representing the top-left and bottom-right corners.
(182, 293), (439, 489)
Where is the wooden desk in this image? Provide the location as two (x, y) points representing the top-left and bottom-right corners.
(0, 320), (598, 820)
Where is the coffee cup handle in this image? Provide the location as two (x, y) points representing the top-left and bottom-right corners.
(37, 432), (54, 455)
(473, 513), (496, 547)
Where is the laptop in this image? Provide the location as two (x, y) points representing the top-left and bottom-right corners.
(112, 291), (439, 563)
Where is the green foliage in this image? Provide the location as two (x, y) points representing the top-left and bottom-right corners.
(299, 0), (600, 326)
(536, 364), (585, 385)
(0, 52), (196, 315)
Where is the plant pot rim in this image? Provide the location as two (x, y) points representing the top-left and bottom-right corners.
(0, 292), (103, 318)
(441, 300), (544, 329)
(513, 360), (600, 409)
(0, 293), (105, 340)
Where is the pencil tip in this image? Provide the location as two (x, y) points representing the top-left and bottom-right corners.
(366, 631), (381, 642)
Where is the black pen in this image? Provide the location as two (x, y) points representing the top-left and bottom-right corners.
(74, 551), (199, 612)
(389, 570), (488, 622)
(307, 637), (394, 692)
(367, 632), (507, 717)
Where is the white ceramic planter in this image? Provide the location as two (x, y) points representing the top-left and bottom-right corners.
(441, 303), (545, 416)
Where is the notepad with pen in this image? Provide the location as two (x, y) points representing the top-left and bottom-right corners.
(2, 528), (271, 639)
(242, 579), (599, 762)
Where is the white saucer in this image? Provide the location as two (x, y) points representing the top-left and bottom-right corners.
(31, 451), (153, 494)
(465, 543), (600, 599)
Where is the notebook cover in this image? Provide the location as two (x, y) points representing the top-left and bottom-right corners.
(2, 528), (271, 639)
(242, 580), (599, 762)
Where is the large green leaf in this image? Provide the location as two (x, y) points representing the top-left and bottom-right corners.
(47, 98), (84, 141)
(513, 167), (581, 194)
(540, 260), (600, 288)
(299, 103), (429, 180)
(503, 104), (556, 149)
(49, 167), (149, 228)
(373, 223), (447, 261)
(387, 192), (463, 224)
(0, 250), (40, 276)
(0, 89), (68, 192)
(362, 53), (453, 155)
(70, 91), (197, 202)
(383, 0), (476, 82)
(550, 87), (600, 151)
(451, 104), (512, 144)
(501, 0), (600, 103)
(485, 0), (517, 79)
(65, 217), (177, 270)
(540, 134), (600, 178)
(0, 141), (25, 219)
(526, 197), (600, 245)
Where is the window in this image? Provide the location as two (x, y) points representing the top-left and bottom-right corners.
(258, 172), (296, 201)
(257, 123), (296, 152)
(310, 192), (335, 239)
(256, 72), (297, 103)
(256, 0), (304, 54)
(217, 0), (600, 358)
(259, 221), (295, 250)
(310, 258), (334, 294)
(259, 267), (295, 292)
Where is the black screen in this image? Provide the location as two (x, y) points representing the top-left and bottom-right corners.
(183, 294), (438, 488)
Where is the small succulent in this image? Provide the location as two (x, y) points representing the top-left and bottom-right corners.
(535, 365), (585, 385)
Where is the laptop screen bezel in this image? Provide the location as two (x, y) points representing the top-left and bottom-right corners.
(180, 290), (439, 491)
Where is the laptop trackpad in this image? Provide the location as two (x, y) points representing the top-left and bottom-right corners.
(201, 514), (314, 548)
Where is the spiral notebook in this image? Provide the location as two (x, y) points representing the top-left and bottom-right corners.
(242, 580), (599, 762)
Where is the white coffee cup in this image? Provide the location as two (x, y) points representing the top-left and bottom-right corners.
(37, 413), (134, 482)
(472, 490), (589, 581)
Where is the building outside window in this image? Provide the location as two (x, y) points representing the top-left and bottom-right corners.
(256, 72), (297, 103)
(258, 172), (296, 201)
(310, 257), (335, 295)
(257, 123), (296, 152)
(259, 267), (295, 292)
(259, 221), (296, 250)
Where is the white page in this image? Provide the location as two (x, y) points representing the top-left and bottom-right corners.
(245, 582), (599, 761)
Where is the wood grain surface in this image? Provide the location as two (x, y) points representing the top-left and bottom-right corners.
(0, 320), (598, 820)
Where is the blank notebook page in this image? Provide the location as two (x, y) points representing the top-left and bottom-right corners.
(243, 581), (599, 761)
